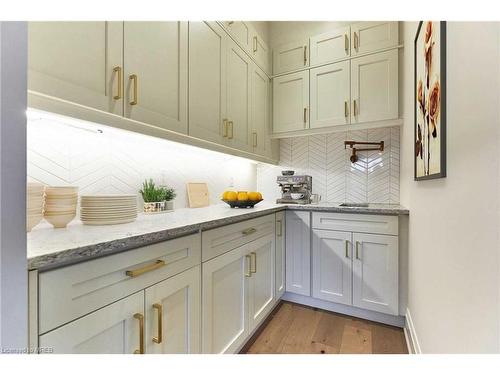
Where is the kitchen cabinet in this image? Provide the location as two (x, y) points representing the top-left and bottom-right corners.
(28, 22), (123, 116)
(145, 265), (201, 354)
(310, 61), (351, 129)
(273, 40), (309, 75)
(221, 21), (252, 52)
(351, 49), (398, 124)
(352, 233), (399, 315)
(123, 22), (188, 134)
(351, 21), (399, 56)
(202, 233), (275, 354)
(251, 63), (272, 157)
(272, 71), (309, 133)
(309, 26), (351, 65)
(251, 30), (271, 75)
(275, 211), (286, 299)
(39, 292), (144, 354)
(225, 39), (252, 152)
(312, 229), (352, 305)
(285, 211), (311, 296)
(189, 21), (227, 145)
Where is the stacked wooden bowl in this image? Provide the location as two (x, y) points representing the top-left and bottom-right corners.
(44, 186), (78, 228)
(27, 182), (45, 232)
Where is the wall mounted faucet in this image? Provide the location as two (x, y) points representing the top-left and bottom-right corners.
(344, 140), (384, 163)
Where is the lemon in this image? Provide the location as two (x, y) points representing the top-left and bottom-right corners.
(237, 191), (249, 201)
(255, 192), (263, 200)
(248, 192), (260, 200)
(222, 190), (235, 200)
(226, 191), (238, 201)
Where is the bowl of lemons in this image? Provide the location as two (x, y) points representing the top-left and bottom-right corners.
(222, 191), (263, 208)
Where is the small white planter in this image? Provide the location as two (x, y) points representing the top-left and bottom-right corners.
(143, 200), (174, 214)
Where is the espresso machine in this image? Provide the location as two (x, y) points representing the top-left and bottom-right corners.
(276, 172), (312, 204)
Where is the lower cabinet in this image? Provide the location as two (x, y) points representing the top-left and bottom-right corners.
(275, 211), (286, 298)
(202, 233), (275, 354)
(39, 291), (144, 354)
(285, 210), (311, 296)
(145, 265), (201, 354)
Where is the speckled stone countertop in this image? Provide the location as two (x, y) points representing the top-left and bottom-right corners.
(27, 202), (408, 271)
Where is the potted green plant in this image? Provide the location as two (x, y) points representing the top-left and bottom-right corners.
(139, 179), (176, 213)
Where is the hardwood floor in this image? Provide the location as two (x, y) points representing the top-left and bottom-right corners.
(242, 302), (408, 354)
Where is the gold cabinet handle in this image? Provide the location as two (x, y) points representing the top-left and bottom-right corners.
(252, 132), (257, 147)
(276, 219), (282, 237)
(228, 121), (234, 139)
(227, 21), (234, 25)
(250, 252), (257, 274)
(344, 101), (349, 118)
(253, 36), (258, 53)
(129, 74), (138, 105)
(353, 99), (357, 116)
(303, 45), (307, 65)
(126, 260), (165, 278)
(355, 241), (361, 260)
(353, 32), (358, 51)
(222, 119), (228, 137)
(344, 34), (349, 54)
(303, 107), (307, 126)
(245, 255), (252, 277)
(242, 227), (257, 236)
(113, 66), (122, 100)
(152, 303), (163, 344)
(345, 240), (349, 258)
(133, 313), (144, 354)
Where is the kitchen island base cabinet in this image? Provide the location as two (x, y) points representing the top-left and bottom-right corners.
(39, 291), (144, 354)
(285, 211), (311, 296)
(145, 265), (201, 354)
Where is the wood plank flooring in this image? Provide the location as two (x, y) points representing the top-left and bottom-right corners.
(242, 302), (408, 354)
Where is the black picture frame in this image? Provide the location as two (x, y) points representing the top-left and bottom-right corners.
(414, 21), (447, 181)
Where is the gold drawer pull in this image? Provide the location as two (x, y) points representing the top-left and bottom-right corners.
(276, 219), (282, 237)
(152, 303), (163, 344)
(344, 34), (349, 54)
(113, 66), (122, 100)
(129, 74), (138, 105)
(250, 252), (257, 274)
(353, 99), (358, 116)
(223, 119), (228, 137)
(228, 121), (234, 139)
(126, 260), (165, 278)
(252, 132), (257, 147)
(303, 45), (307, 65)
(345, 240), (349, 258)
(344, 101), (349, 118)
(356, 241), (362, 260)
(133, 313), (144, 354)
(303, 107), (307, 126)
(354, 32), (358, 51)
(242, 227), (257, 236)
(253, 36), (258, 53)
(245, 255), (252, 277)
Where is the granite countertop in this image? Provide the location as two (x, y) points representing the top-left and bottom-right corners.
(27, 202), (408, 271)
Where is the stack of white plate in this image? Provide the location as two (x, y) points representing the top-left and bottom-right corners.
(80, 195), (137, 225)
(44, 186), (78, 228)
(27, 182), (45, 232)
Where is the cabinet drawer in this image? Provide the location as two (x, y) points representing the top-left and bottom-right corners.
(312, 212), (398, 235)
(202, 214), (275, 262)
(39, 233), (201, 334)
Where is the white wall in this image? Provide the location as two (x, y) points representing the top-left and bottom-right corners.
(400, 22), (500, 353)
(0, 22), (28, 351)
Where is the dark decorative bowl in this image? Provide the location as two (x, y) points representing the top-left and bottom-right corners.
(222, 199), (263, 208)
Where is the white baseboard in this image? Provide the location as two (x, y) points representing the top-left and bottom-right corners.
(404, 307), (421, 354)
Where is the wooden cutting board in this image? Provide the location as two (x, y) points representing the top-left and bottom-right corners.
(187, 183), (210, 208)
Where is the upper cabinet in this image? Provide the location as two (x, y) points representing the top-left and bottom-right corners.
(222, 21), (252, 52)
(272, 71), (309, 133)
(188, 21), (227, 145)
(251, 64), (272, 157)
(251, 30), (271, 75)
(351, 49), (398, 124)
(273, 40), (309, 75)
(309, 26), (351, 65)
(28, 22), (123, 116)
(351, 21), (399, 55)
(123, 22), (188, 134)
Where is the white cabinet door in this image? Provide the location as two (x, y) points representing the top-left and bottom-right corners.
(189, 21), (227, 145)
(123, 22), (188, 134)
(28, 22), (123, 115)
(273, 71), (309, 133)
(351, 21), (399, 55)
(285, 211), (311, 296)
(351, 49), (398, 124)
(222, 21), (252, 52)
(39, 292), (143, 354)
(251, 30), (271, 74)
(275, 211), (286, 299)
(226, 39), (252, 152)
(273, 40), (309, 75)
(309, 26), (350, 65)
(145, 266), (201, 354)
(352, 233), (398, 315)
(202, 245), (249, 353)
(251, 63), (271, 157)
(312, 230), (352, 305)
(310, 61), (350, 129)
(248, 234), (275, 332)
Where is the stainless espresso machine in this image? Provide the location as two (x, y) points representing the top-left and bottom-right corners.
(276, 173), (312, 204)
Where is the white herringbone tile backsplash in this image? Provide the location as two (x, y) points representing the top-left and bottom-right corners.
(27, 111), (257, 208)
(256, 126), (400, 204)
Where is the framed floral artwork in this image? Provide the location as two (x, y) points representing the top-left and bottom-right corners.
(414, 21), (446, 180)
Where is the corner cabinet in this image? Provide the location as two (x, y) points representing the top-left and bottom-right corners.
(272, 71), (309, 133)
(285, 211), (311, 296)
(275, 211), (286, 299)
(251, 63), (272, 157)
(273, 40), (309, 75)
